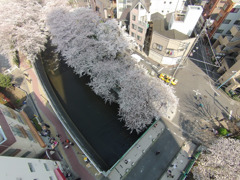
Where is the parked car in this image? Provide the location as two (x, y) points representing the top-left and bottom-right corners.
(159, 73), (178, 85)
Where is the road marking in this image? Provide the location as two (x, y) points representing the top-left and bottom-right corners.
(193, 89), (201, 96)
(158, 67), (164, 73)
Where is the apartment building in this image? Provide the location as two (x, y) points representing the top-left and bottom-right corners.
(213, 25), (240, 92)
(203, 0), (240, 39)
(147, 12), (196, 65)
(0, 103), (46, 158)
(129, 0), (187, 52)
(117, 0), (133, 19)
(90, 0), (115, 18)
(0, 156), (64, 180)
(149, 0), (186, 17)
(129, 0), (151, 51)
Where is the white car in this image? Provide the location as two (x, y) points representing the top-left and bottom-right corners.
(131, 54), (143, 62)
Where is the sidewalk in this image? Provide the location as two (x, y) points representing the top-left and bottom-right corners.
(108, 121), (165, 180)
(18, 61), (99, 180)
(160, 141), (197, 180)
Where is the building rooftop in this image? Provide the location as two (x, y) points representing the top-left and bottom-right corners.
(131, 0), (151, 12)
(151, 12), (189, 40)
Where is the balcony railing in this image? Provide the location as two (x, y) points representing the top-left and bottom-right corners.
(230, 25), (240, 37)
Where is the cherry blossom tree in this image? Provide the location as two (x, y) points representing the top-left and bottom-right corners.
(192, 138), (240, 180)
(0, 0), (70, 62)
(47, 7), (179, 133)
(0, 0), (47, 61)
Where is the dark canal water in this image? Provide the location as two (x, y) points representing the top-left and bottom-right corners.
(41, 45), (141, 171)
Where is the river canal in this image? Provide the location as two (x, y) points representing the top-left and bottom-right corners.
(40, 44), (141, 171)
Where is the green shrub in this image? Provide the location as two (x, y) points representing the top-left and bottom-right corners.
(232, 94), (240, 101)
(31, 117), (42, 131)
(0, 73), (12, 88)
(218, 127), (229, 136)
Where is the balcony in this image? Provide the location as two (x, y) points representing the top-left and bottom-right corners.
(230, 25), (240, 37)
(216, 45), (225, 53)
(218, 35), (232, 46)
(236, 54), (240, 61)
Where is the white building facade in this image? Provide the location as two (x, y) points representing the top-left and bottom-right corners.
(149, 0), (186, 17)
(0, 156), (63, 180)
(169, 5), (203, 36)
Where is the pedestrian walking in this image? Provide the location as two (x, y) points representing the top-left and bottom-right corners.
(56, 134), (61, 138)
(155, 151), (160, 155)
(64, 145), (69, 149)
(65, 139), (70, 143)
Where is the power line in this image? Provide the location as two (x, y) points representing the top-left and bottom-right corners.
(189, 57), (220, 67)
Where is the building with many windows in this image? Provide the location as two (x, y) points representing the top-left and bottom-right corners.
(213, 25), (240, 92)
(146, 12), (196, 65)
(0, 104), (46, 158)
(203, 0), (240, 39)
(0, 156), (64, 180)
(129, 0), (187, 51)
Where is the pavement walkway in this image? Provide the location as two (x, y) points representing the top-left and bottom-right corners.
(160, 141), (196, 180)
(108, 121), (165, 180)
(18, 60), (98, 180)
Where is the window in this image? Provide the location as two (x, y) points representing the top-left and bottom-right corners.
(230, 8), (239, 13)
(44, 163), (49, 171)
(95, 6), (99, 12)
(3, 148), (21, 156)
(137, 35), (142, 41)
(10, 126), (25, 138)
(28, 163), (35, 172)
(166, 49), (174, 55)
(226, 30), (231, 35)
(140, 5), (144, 9)
(132, 23), (137, 30)
(131, 32), (135, 37)
(138, 27), (143, 33)
(154, 43), (163, 51)
(164, 1), (166, 4)
(16, 114), (24, 124)
(169, 2), (172, 4)
(222, 3), (228, 11)
(135, 4), (139, 10)
(21, 151), (31, 157)
(132, 15), (136, 21)
(234, 20), (240, 25)
(1, 108), (12, 118)
(215, 13), (223, 21)
(26, 130), (36, 142)
(216, 29), (224, 33)
(222, 19), (231, 24)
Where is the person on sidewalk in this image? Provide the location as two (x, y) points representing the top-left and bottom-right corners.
(155, 151), (160, 155)
(64, 145), (69, 149)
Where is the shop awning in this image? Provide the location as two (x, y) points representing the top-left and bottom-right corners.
(54, 168), (66, 180)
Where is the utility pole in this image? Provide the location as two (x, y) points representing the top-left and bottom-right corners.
(172, 18), (214, 78)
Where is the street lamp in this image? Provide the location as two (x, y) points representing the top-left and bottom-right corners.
(217, 71), (238, 89)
